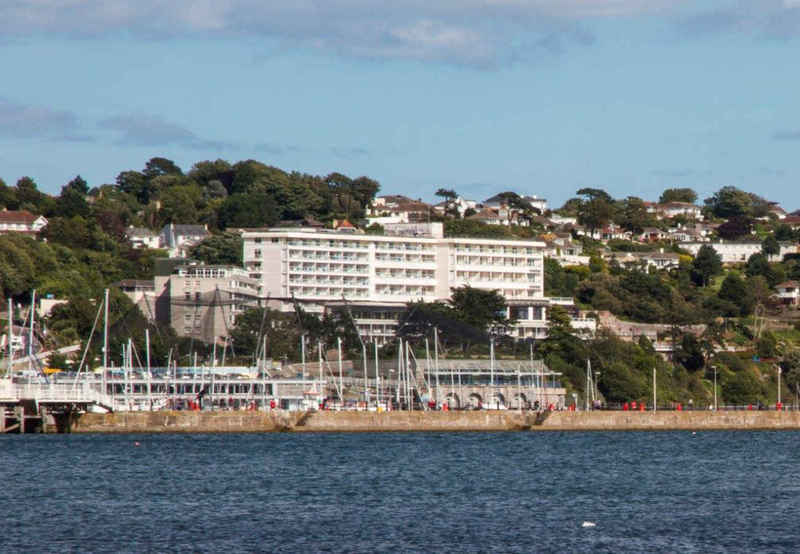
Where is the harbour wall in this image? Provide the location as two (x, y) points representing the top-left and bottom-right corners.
(71, 410), (800, 433)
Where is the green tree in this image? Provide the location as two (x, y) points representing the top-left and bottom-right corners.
(692, 245), (722, 286)
(762, 235), (780, 257)
(775, 224), (795, 242)
(56, 175), (91, 218)
(217, 192), (280, 229)
(659, 188), (697, 204)
(449, 286), (511, 333)
(616, 196), (652, 234)
(143, 157), (183, 179)
(159, 184), (202, 223)
(722, 370), (761, 405)
(718, 273), (755, 316)
(744, 253), (779, 287)
(575, 188), (615, 237)
(716, 216), (753, 240)
(188, 233), (243, 265)
(435, 188), (459, 217)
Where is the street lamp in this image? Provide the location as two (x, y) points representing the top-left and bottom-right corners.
(712, 366), (717, 411)
(595, 372), (601, 406)
(777, 365), (782, 409)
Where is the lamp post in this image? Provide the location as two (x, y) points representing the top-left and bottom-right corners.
(595, 372), (601, 407)
(777, 365), (782, 409)
(712, 366), (717, 411)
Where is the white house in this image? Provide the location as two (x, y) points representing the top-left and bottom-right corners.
(521, 195), (548, 213)
(432, 196), (478, 218)
(368, 195), (431, 225)
(126, 226), (161, 249)
(0, 210), (47, 235)
(647, 202), (703, 220)
(775, 281), (800, 306)
(680, 241), (799, 263)
(160, 223), (210, 258)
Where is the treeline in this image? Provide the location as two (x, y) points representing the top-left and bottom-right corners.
(0, 157), (380, 234)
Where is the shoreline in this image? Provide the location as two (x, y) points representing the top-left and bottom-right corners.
(63, 410), (800, 434)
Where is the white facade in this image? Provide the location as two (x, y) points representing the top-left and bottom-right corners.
(241, 226), (573, 342)
(681, 241), (798, 263)
(775, 281), (800, 306)
(126, 226), (161, 249)
(522, 195), (548, 213)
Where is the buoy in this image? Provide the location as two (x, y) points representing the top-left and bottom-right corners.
(581, 521), (596, 528)
(134, 441), (141, 447)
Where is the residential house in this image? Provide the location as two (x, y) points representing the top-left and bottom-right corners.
(126, 226), (161, 249)
(160, 223), (210, 258)
(647, 202), (703, 220)
(0, 210), (47, 235)
(768, 202), (787, 220)
(775, 281), (800, 306)
(542, 234), (590, 266)
(606, 250), (680, 271)
(467, 207), (516, 226)
(680, 240), (799, 263)
(431, 196), (478, 218)
(639, 227), (667, 242)
(521, 195), (548, 213)
(368, 195), (431, 225)
(781, 215), (800, 229)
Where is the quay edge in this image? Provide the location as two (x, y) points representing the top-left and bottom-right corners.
(67, 410), (800, 434)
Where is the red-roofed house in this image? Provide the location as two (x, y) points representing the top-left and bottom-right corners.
(0, 210), (47, 235)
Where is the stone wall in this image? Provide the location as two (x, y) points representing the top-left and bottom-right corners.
(72, 409), (800, 434)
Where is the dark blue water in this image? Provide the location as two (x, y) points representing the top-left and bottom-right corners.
(2, 431), (799, 553)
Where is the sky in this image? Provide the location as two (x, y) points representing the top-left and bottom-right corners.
(1, 0), (799, 210)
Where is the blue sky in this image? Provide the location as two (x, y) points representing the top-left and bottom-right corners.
(1, 0), (799, 210)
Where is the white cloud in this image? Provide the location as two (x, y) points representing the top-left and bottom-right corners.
(0, 1), (689, 66)
(1, 1), (796, 66)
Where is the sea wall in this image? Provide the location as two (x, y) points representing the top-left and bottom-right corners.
(72, 409), (800, 433)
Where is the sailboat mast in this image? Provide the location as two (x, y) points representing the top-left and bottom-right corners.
(28, 289), (36, 373)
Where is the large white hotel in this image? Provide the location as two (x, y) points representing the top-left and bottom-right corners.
(241, 222), (593, 344)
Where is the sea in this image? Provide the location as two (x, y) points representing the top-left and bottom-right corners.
(1, 431), (799, 553)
